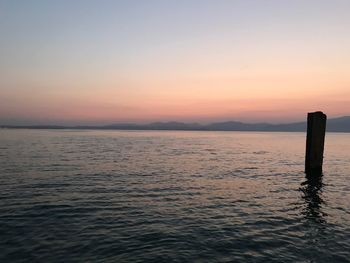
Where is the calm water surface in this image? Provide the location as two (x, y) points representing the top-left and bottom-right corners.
(0, 129), (349, 262)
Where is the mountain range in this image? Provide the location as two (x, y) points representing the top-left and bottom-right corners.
(2, 116), (350, 132)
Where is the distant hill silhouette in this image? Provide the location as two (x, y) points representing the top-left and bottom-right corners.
(2, 116), (350, 132)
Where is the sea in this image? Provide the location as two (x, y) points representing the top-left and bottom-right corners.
(0, 129), (349, 262)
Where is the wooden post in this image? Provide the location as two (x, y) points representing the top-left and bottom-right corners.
(305, 111), (327, 175)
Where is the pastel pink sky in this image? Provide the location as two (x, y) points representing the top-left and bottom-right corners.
(1, 1), (350, 125)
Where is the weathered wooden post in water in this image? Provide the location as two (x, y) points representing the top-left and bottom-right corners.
(305, 111), (327, 175)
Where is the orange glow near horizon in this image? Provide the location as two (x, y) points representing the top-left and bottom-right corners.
(2, 67), (349, 124)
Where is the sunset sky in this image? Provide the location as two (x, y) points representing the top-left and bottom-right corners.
(1, 0), (350, 125)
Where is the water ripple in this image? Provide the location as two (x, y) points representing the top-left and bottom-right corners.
(0, 130), (349, 262)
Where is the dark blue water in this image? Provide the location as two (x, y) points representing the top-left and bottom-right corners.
(0, 129), (349, 262)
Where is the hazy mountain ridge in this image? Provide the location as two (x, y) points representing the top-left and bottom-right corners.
(2, 116), (350, 132)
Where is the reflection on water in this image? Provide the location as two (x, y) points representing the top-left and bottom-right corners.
(300, 174), (326, 224)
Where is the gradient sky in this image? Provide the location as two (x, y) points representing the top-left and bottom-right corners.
(1, 0), (350, 125)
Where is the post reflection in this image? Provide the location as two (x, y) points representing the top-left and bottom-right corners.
(300, 174), (326, 224)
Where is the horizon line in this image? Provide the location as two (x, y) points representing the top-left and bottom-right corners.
(1, 114), (350, 128)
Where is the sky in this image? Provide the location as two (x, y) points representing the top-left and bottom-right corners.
(1, 0), (350, 125)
